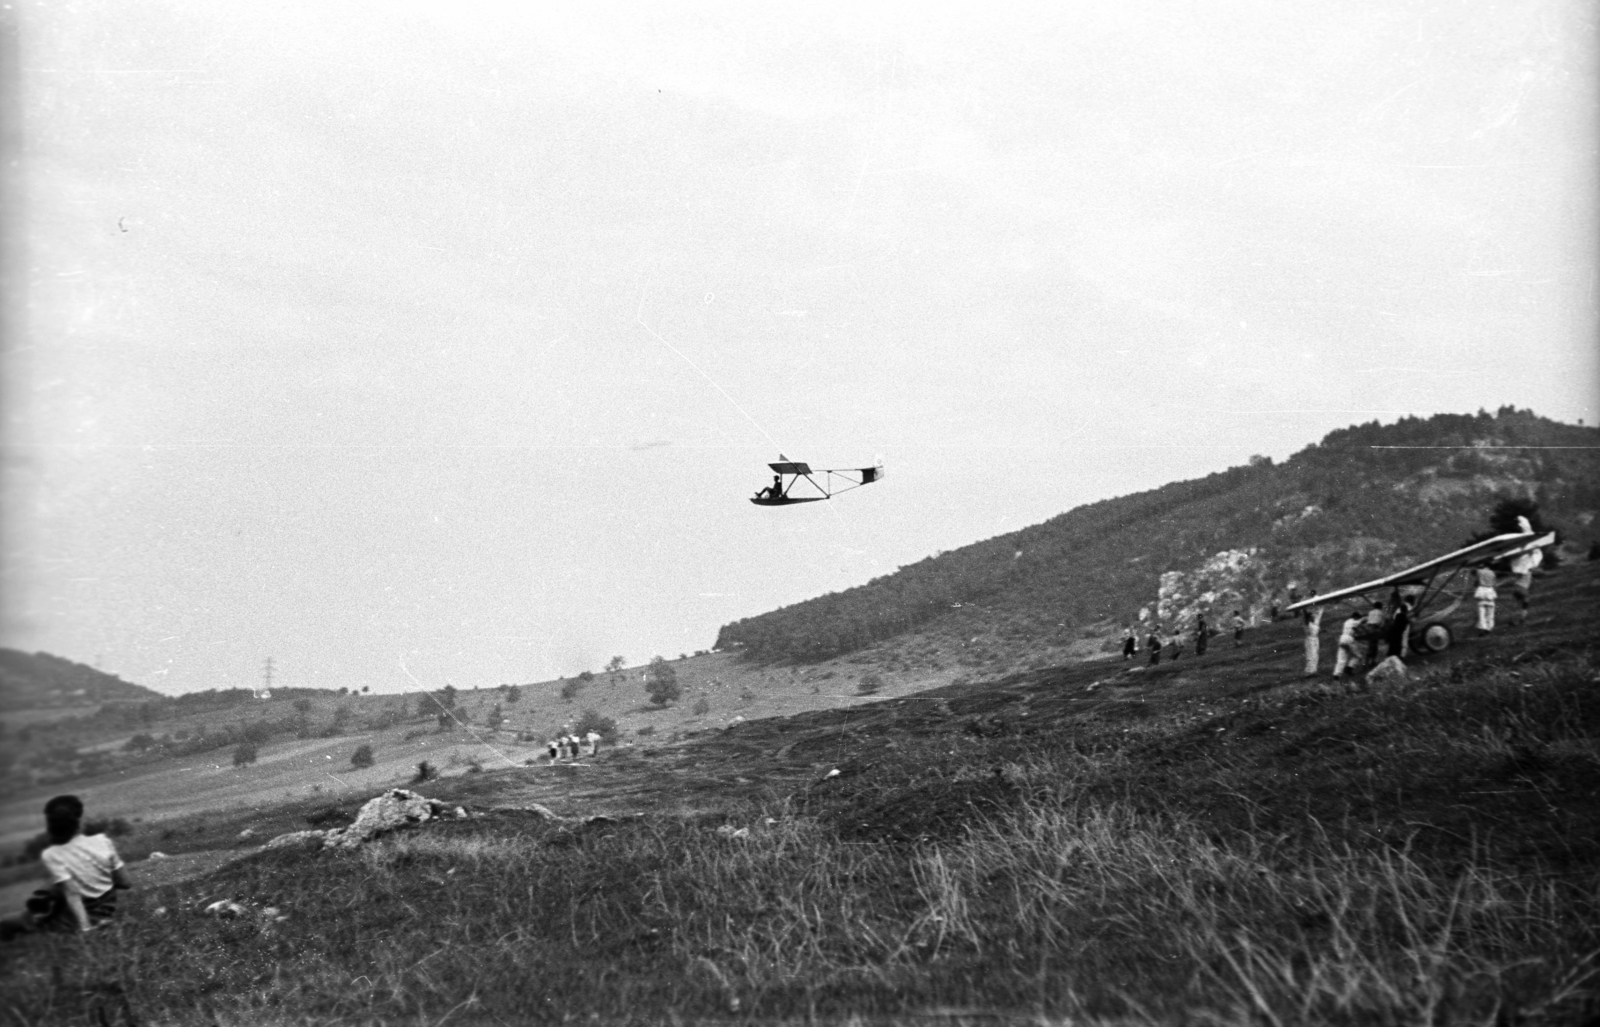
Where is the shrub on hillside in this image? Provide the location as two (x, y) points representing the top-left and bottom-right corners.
(232, 742), (258, 767)
(645, 657), (680, 707)
(692, 696), (711, 716)
(573, 709), (619, 744)
(351, 744), (375, 768)
(559, 678), (584, 702)
(412, 760), (437, 783)
(857, 674), (884, 696)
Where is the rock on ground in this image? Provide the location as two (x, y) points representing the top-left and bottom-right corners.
(322, 789), (467, 850)
(1365, 655), (1409, 687)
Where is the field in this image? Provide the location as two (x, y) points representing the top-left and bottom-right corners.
(0, 636), (1051, 857)
(1, 563), (1597, 1024)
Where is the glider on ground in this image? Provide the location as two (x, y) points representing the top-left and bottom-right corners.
(751, 456), (884, 506)
(1284, 529), (1555, 652)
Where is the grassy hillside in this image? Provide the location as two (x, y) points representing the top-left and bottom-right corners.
(2, 561), (1596, 1025)
(716, 408), (1600, 663)
(0, 650), (163, 712)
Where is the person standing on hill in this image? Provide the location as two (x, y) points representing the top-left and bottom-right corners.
(1508, 546), (1542, 626)
(1386, 591), (1413, 659)
(1301, 603), (1323, 675)
(1121, 625), (1137, 660)
(1194, 613), (1209, 656)
(1231, 611), (1246, 647)
(1333, 610), (1363, 677)
(1147, 629), (1162, 666)
(0, 796), (131, 940)
(1362, 601), (1387, 665)
(1474, 565), (1498, 634)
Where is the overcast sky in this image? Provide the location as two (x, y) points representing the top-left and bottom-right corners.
(3, 0), (1595, 695)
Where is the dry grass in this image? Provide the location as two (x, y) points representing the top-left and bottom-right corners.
(3, 647), (1597, 1024)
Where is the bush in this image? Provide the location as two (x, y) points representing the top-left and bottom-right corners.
(232, 742), (258, 767)
(573, 709), (619, 744)
(636, 725), (655, 737)
(692, 696), (711, 716)
(645, 657), (680, 707)
(351, 744), (375, 769)
(412, 760), (437, 783)
(559, 678), (584, 702)
(857, 674), (884, 696)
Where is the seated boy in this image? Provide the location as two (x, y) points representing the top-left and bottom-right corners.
(0, 795), (131, 940)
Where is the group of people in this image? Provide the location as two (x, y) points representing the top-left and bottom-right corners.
(546, 731), (602, 762)
(1, 795), (129, 941)
(1121, 610), (1248, 666)
(1329, 590), (1415, 677)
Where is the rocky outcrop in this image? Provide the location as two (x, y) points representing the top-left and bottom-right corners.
(261, 789), (468, 852)
(260, 791), (608, 853)
(322, 789), (467, 850)
(1156, 549), (1270, 626)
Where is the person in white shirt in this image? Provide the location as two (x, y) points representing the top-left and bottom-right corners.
(1507, 547), (1542, 626)
(584, 730), (601, 756)
(1333, 611), (1364, 677)
(1301, 602), (1324, 676)
(0, 795), (130, 940)
(1474, 565), (1498, 634)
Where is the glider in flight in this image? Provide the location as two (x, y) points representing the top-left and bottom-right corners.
(1285, 529), (1555, 652)
(751, 456), (884, 506)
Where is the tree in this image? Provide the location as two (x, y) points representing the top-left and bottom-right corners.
(605, 656), (626, 683)
(573, 708), (619, 744)
(351, 744), (375, 768)
(432, 685), (458, 729)
(1488, 496), (1548, 536)
(503, 685), (521, 704)
(485, 703), (504, 730)
(560, 677), (585, 702)
(232, 741), (258, 767)
(645, 656), (680, 707)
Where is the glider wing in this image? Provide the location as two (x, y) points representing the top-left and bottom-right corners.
(1285, 531), (1548, 612)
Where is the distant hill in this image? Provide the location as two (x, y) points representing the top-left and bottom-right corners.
(716, 408), (1600, 663)
(0, 650), (163, 711)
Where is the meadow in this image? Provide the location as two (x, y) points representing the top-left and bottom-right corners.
(1, 564), (1597, 1025)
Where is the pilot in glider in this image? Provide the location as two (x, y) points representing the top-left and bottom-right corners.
(751, 456), (884, 506)
(1285, 527), (1555, 656)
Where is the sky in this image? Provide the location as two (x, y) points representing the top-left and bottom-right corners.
(2, 0), (1595, 696)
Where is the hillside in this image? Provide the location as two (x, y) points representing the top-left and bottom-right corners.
(0, 649), (163, 712)
(3, 560), (1596, 1025)
(716, 407), (1600, 664)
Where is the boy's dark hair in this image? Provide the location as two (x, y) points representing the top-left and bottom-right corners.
(44, 794), (83, 844)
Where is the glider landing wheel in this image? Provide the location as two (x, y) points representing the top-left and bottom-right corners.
(1418, 622), (1452, 653)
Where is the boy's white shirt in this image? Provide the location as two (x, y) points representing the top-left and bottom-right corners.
(41, 833), (124, 898)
